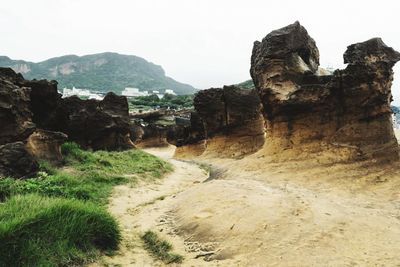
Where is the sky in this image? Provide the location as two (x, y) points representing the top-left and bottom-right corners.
(1, 0), (400, 102)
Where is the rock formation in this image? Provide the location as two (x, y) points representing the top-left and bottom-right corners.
(250, 21), (400, 162)
(0, 142), (39, 178)
(0, 68), (39, 178)
(51, 93), (134, 150)
(130, 109), (178, 148)
(0, 67), (137, 178)
(0, 68), (35, 145)
(168, 112), (206, 158)
(192, 86), (265, 158)
(26, 129), (67, 163)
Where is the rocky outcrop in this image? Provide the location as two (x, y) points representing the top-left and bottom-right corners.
(0, 142), (39, 178)
(0, 68), (67, 177)
(250, 21), (400, 162)
(26, 129), (68, 163)
(21, 79), (61, 129)
(51, 93), (134, 150)
(193, 86), (265, 158)
(0, 68), (35, 145)
(130, 109), (177, 148)
(168, 112), (206, 158)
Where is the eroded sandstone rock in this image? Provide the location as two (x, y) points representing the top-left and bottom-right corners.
(0, 68), (35, 145)
(52, 93), (134, 150)
(250, 21), (400, 162)
(26, 129), (68, 163)
(130, 109), (176, 148)
(168, 112), (206, 158)
(0, 142), (39, 178)
(193, 86), (265, 158)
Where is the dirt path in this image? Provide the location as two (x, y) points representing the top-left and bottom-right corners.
(91, 146), (213, 267)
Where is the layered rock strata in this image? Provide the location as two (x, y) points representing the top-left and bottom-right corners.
(193, 86), (265, 158)
(250, 21), (400, 162)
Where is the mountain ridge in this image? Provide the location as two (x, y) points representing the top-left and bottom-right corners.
(0, 52), (197, 95)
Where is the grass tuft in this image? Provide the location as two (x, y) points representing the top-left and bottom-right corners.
(142, 230), (183, 264)
(0, 194), (120, 267)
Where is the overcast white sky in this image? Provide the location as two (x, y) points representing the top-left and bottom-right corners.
(1, 0), (400, 102)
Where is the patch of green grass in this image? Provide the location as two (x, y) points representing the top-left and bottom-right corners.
(62, 142), (173, 180)
(0, 194), (120, 267)
(0, 172), (127, 204)
(141, 230), (183, 264)
(0, 142), (173, 266)
(0, 143), (172, 205)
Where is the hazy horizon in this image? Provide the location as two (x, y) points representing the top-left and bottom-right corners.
(1, 0), (400, 102)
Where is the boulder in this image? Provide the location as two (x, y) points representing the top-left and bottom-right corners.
(26, 129), (68, 163)
(0, 68), (36, 145)
(0, 142), (39, 178)
(250, 21), (400, 162)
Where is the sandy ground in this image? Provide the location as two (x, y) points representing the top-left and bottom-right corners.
(92, 134), (400, 266)
(90, 146), (229, 266)
(171, 135), (400, 266)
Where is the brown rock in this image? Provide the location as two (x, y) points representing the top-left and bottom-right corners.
(26, 129), (68, 163)
(193, 86), (265, 158)
(0, 68), (35, 145)
(52, 93), (134, 150)
(0, 142), (39, 178)
(250, 22), (399, 162)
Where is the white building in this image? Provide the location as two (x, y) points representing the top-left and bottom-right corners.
(121, 87), (149, 97)
(88, 93), (104, 100)
(62, 87), (90, 97)
(165, 89), (176, 95)
(62, 87), (104, 100)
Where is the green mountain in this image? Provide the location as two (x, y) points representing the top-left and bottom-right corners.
(0, 53), (197, 95)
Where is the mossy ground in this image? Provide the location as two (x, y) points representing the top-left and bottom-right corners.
(0, 143), (172, 266)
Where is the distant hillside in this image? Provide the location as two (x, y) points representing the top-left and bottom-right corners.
(236, 79), (255, 89)
(0, 53), (197, 95)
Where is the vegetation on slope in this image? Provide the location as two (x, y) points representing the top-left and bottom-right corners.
(0, 143), (172, 266)
(0, 53), (197, 95)
(128, 93), (194, 112)
(142, 230), (183, 264)
(236, 79), (255, 89)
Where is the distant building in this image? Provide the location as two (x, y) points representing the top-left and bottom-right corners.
(165, 89), (176, 95)
(62, 87), (90, 97)
(88, 93), (104, 100)
(62, 87), (104, 100)
(122, 87), (149, 97)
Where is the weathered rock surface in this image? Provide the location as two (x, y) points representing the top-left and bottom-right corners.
(0, 67), (61, 129)
(26, 129), (68, 163)
(193, 86), (265, 158)
(21, 79), (61, 128)
(130, 109), (175, 148)
(168, 112), (206, 158)
(51, 93), (134, 150)
(250, 21), (400, 162)
(0, 68), (35, 145)
(0, 142), (39, 178)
